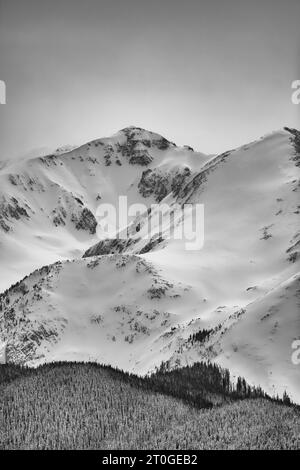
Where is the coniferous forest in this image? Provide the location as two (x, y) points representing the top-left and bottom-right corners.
(1, 361), (299, 450)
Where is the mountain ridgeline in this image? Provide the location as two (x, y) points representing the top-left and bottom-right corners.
(0, 126), (299, 403)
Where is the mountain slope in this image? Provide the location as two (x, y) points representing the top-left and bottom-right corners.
(0, 126), (299, 402)
(0, 255), (197, 371)
(0, 126), (207, 291)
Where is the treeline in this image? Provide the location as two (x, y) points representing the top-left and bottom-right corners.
(188, 328), (213, 344)
(0, 362), (299, 450)
(0, 360), (274, 409)
(145, 361), (270, 407)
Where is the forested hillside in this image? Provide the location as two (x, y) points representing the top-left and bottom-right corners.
(1, 362), (299, 450)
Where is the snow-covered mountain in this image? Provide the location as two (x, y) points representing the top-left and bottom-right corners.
(0, 126), (299, 402)
(0, 127), (207, 292)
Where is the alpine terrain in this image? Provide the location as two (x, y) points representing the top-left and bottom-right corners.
(0, 126), (299, 403)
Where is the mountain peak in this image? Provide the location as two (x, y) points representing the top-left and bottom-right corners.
(0, 125), (299, 403)
(117, 126), (176, 148)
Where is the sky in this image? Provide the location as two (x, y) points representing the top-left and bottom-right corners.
(0, 0), (299, 159)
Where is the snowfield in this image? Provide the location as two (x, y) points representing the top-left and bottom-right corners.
(0, 126), (299, 402)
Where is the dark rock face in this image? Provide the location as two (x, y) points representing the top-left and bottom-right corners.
(117, 137), (153, 166)
(38, 154), (59, 167)
(50, 193), (97, 233)
(183, 145), (194, 152)
(7, 173), (46, 192)
(128, 150), (153, 166)
(138, 167), (192, 202)
(0, 197), (30, 232)
(103, 144), (114, 166)
(52, 206), (67, 227)
(154, 137), (174, 150)
(286, 235), (300, 263)
(120, 127), (176, 150)
(138, 169), (169, 201)
(83, 238), (137, 257)
(101, 127), (176, 167)
(0, 262), (65, 364)
(178, 151), (232, 202)
(82, 234), (165, 258)
(0, 217), (10, 232)
(116, 127), (176, 166)
(171, 167), (192, 196)
(73, 207), (97, 234)
(139, 235), (164, 254)
(284, 127), (300, 167)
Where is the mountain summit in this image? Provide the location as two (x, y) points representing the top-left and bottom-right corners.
(0, 127), (299, 402)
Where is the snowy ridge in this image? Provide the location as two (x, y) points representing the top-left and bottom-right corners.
(0, 126), (299, 402)
(0, 127), (207, 291)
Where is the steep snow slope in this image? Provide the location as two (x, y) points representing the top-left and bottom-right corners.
(140, 128), (300, 401)
(210, 273), (300, 404)
(0, 127), (207, 291)
(166, 272), (300, 403)
(0, 255), (199, 371)
(0, 127), (299, 402)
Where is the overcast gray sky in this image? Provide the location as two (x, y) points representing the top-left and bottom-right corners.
(0, 0), (299, 159)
